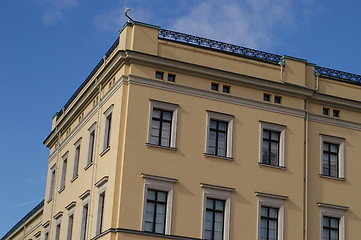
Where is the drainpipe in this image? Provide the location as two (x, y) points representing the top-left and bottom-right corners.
(279, 59), (285, 82)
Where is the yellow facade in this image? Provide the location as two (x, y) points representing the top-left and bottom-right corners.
(3, 21), (361, 240)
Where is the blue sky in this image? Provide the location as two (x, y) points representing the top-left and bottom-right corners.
(1, 0), (361, 237)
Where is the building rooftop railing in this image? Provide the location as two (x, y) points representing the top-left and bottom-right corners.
(159, 28), (361, 86)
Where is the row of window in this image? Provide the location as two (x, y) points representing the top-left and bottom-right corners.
(142, 174), (346, 240)
(49, 105), (113, 200)
(45, 178), (107, 240)
(148, 100), (345, 178)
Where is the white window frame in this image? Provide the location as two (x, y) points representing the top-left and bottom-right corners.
(256, 192), (288, 240)
(65, 201), (76, 240)
(53, 212), (63, 240)
(318, 203), (347, 240)
(48, 164), (56, 201)
(59, 152), (68, 191)
(141, 174), (178, 235)
(43, 223), (50, 240)
(201, 183), (234, 240)
(102, 105), (113, 151)
(86, 122), (97, 167)
(259, 121), (286, 167)
(95, 177), (108, 235)
(72, 138), (82, 179)
(205, 111), (234, 158)
(320, 135), (345, 178)
(147, 100), (179, 149)
(79, 191), (90, 240)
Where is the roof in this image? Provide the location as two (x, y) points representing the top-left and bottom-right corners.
(1, 200), (44, 240)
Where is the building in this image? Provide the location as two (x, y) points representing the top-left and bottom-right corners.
(3, 20), (361, 240)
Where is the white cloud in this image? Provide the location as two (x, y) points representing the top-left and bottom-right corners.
(171, 0), (296, 50)
(42, 0), (79, 25)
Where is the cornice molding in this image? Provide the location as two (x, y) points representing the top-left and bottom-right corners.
(317, 202), (349, 211)
(309, 92), (361, 113)
(255, 192), (289, 200)
(200, 183), (235, 192)
(309, 113), (361, 131)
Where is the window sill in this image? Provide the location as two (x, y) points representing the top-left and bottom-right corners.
(70, 175), (78, 183)
(319, 174), (345, 181)
(258, 162), (286, 170)
(100, 146), (111, 156)
(203, 153), (234, 161)
(146, 143), (177, 152)
(58, 186), (65, 194)
(84, 162), (93, 171)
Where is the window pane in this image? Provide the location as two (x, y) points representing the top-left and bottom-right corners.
(261, 207), (267, 217)
(263, 130), (270, 139)
(218, 122), (227, 131)
(144, 222), (153, 232)
(206, 199), (214, 209)
(145, 202), (155, 222)
(210, 120), (217, 129)
(205, 230), (212, 240)
(205, 211), (213, 230)
(157, 191), (167, 202)
(271, 131), (279, 141)
(330, 218), (338, 228)
(153, 109), (161, 118)
(163, 111), (172, 121)
(155, 223), (165, 233)
(269, 208), (278, 218)
(147, 190), (156, 200)
(330, 229), (338, 240)
(330, 144), (338, 153)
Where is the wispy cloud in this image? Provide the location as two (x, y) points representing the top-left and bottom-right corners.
(171, 0), (296, 50)
(42, 0), (80, 25)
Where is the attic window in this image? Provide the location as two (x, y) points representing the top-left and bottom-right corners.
(168, 74), (176, 82)
(155, 71), (164, 80)
(223, 85), (230, 93)
(263, 93), (271, 102)
(211, 83), (219, 91)
(333, 110), (340, 118)
(323, 108), (330, 116)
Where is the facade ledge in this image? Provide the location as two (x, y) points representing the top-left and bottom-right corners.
(95, 176), (109, 187)
(200, 183), (235, 192)
(65, 201), (76, 210)
(70, 175), (78, 183)
(319, 174), (346, 181)
(146, 143), (177, 152)
(203, 153), (234, 161)
(317, 202), (349, 211)
(84, 162), (93, 171)
(42, 220), (50, 228)
(58, 186), (65, 194)
(79, 190), (90, 200)
(100, 146), (111, 156)
(91, 228), (202, 240)
(255, 192), (289, 200)
(53, 211), (63, 220)
(258, 162), (286, 170)
(142, 173), (178, 183)
(47, 198), (53, 204)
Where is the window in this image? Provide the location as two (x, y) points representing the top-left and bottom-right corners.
(274, 96), (281, 104)
(260, 206), (278, 240)
(320, 135), (344, 179)
(156, 71), (164, 80)
(206, 111), (234, 159)
(333, 110), (340, 118)
(263, 93), (271, 102)
(148, 101), (178, 149)
(87, 123), (96, 167)
(201, 183), (234, 240)
(167, 73), (176, 82)
(260, 122), (286, 168)
(80, 191), (90, 240)
(222, 85), (230, 93)
(256, 192), (287, 240)
(318, 202), (347, 240)
(103, 106), (113, 151)
(211, 83), (219, 91)
(48, 165), (56, 200)
(72, 139), (81, 179)
(44, 231), (49, 240)
(65, 201), (75, 240)
(55, 222), (61, 240)
(95, 176), (108, 235)
(323, 108), (330, 116)
(205, 198), (225, 240)
(142, 174), (178, 235)
(60, 153), (68, 191)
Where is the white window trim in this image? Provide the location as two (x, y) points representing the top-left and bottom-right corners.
(48, 164), (56, 201)
(102, 105), (114, 151)
(43, 223), (50, 240)
(60, 152), (68, 191)
(318, 203), (347, 240)
(80, 191), (90, 240)
(320, 134), (345, 178)
(205, 111), (234, 158)
(147, 100), (179, 148)
(66, 202), (76, 240)
(259, 121), (286, 167)
(141, 174), (178, 235)
(72, 138), (82, 179)
(201, 183), (234, 240)
(95, 177), (108, 235)
(53, 212), (62, 240)
(87, 122), (97, 166)
(256, 192), (288, 240)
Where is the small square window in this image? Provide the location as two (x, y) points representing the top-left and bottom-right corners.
(167, 74), (176, 82)
(274, 96), (282, 104)
(333, 110), (340, 118)
(211, 83), (219, 91)
(323, 108), (330, 116)
(155, 71), (164, 80)
(223, 85), (230, 93)
(263, 93), (271, 102)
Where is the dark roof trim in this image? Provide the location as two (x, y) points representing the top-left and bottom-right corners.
(1, 200), (44, 240)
